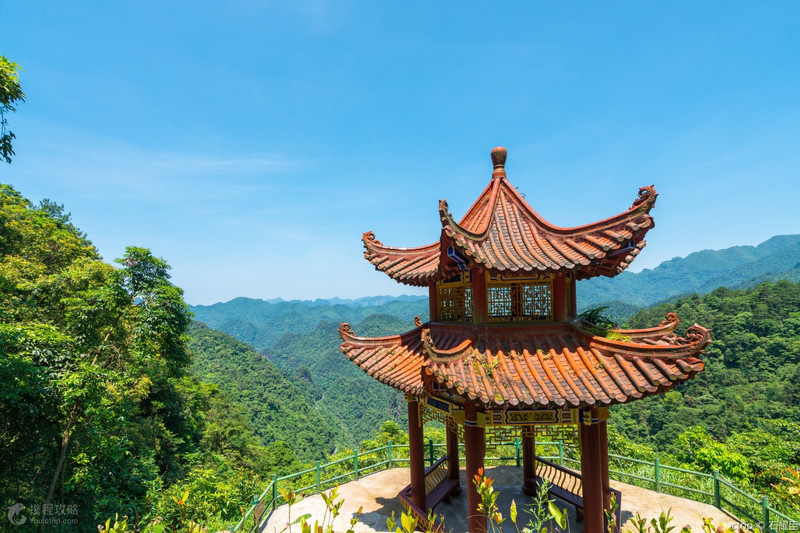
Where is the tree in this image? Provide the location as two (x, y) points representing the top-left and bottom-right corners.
(0, 56), (25, 163)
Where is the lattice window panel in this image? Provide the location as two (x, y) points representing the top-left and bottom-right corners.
(437, 285), (473, 322)
(534, 424), (580, 455)
(487, 281), (552, 322)
(421, 403), (449, 426)
(484, 424), (580, 457)
(485, 425), (520, 447)
(446, 415), (464, 442)
(487, 285), (512, 320)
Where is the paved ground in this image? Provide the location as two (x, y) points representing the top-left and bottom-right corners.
(259, 467), (736, 533)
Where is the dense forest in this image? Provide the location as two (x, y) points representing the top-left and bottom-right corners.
(611, 281), (800, 497)
(187, 314), (415, 449)
(188, 321), (338, 462)
(263, 313), (415, 446)
(191, 297), (428, 447)
(0, 185), (277, 531)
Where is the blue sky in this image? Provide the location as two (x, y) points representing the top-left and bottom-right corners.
(3, 2), (799, 304)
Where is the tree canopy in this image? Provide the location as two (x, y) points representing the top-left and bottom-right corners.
(0, 184), (276, 531)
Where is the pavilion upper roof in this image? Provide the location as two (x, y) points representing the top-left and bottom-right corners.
(363, 147), (658, 285)
(339, 313), (709, 410)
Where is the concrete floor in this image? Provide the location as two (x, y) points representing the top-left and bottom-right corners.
(259, 466), (736, 533)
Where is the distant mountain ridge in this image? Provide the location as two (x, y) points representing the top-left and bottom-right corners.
(578, 234), (800, 312)
(191, 296), (428, 349)
(262, 295), (427, 307)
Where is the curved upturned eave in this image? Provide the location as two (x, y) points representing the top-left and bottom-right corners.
(570, 321), (711, 360)
(361, 232), (441, 286)
(608, 312), (680, 342)
(338, 322), (427, 395)
(338, 321), (423, 347)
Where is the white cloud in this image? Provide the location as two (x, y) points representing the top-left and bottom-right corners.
(10, 122), (303, 206)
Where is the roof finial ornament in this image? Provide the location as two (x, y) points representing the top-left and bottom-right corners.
(491, 146), (507, 180)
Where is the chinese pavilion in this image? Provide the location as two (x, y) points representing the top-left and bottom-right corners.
(339, 148), (710, 533)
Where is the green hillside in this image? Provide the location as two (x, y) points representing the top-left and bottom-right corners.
(262, 314), (414, 447)
(620, 280), (800, 436)
(608, 280), (800, 515)
(188, 321), (338, 460)
(0, 185), (278, 530)
(578, 234), (800, 312)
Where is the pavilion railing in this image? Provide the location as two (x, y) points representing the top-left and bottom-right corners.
(229, 440), (798, 533)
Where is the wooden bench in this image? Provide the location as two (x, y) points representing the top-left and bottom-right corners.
(398, 457), (460, 532)
(535, 456), (623, 533)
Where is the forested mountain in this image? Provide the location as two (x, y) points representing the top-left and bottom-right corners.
(608, 280), (800, 513)
(262, 314), (415, 447)
(191, 293), (424, 447)
(189, 299), (427, 448)
(619, 280), (800, 438)
(188, 322), (338, 461)
(191, 296), (427, 349)
(578, 234), (800, 312)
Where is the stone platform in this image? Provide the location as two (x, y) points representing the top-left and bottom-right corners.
(259, 466), (735, 533)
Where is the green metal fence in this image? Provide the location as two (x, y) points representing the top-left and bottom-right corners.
(230, 440), (798, 533)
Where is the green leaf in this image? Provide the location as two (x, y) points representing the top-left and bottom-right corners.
(294, 514), (312, 524)
(549, 501), (567, 530)
(400, 511), (416, 533)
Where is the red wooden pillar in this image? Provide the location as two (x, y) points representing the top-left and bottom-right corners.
(569, 276), (577, 318)
(580, 418), (604, 533)
(553, 273), (567, 322)
(599, 419), (610, 510)
(471, 267), (487, 325)
(522, 431), (537, 496)
(464, 403), (486, 533)
(408, 399), (426, 511)
(429, 283), (438, 322)
(446, 421), (462, 495)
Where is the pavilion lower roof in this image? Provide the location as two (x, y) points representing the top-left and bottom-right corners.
(362, 148), (658, 286)
(339, 314), (709, 410)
